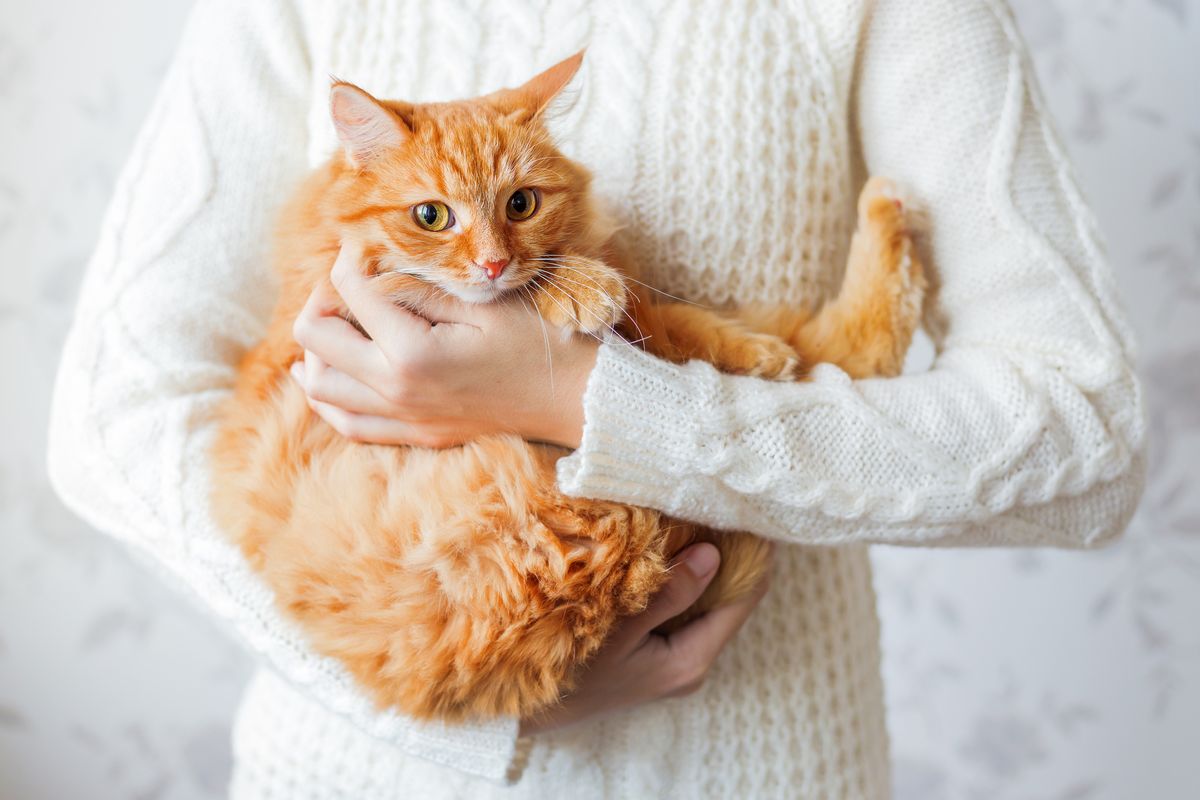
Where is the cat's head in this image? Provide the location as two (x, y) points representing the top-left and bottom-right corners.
(326, 52), (604, 304)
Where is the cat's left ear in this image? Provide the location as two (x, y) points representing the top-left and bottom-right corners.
(492, 50), (586, 123)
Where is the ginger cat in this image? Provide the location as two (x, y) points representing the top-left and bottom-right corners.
(210, 52), (925, 723)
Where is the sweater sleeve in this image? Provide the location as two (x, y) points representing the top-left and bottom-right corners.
(45, 0), (521, 783)
(556, 0), (1146, 548)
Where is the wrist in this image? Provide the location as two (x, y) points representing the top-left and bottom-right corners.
(537, 335), (598, 449)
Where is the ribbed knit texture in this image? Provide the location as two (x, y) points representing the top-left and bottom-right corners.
(46, 1), (1144, 798)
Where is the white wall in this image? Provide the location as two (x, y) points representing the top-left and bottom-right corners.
(0, 1), (1195, 798)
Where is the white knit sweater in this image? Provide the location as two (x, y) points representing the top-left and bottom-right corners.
(46, 1), (1145, 798)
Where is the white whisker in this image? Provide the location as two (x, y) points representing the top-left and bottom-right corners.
(534, 268), (648, 345)
(518, 284), (555, 396)
(535, 272), (632, 345)
(531, 280), (607, 344)
(529, 256), (705, 307)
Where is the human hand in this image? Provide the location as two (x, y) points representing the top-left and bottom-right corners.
(519, 542), (772, 737)
(291, 242), (599, 449)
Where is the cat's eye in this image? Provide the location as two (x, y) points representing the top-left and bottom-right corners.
(506, 188), (539, 221)
(413, 202), (454, 232)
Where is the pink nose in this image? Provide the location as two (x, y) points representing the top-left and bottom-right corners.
(479, 259), (509, 280)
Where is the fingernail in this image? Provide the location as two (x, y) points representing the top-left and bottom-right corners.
(684, 545), (719, 580)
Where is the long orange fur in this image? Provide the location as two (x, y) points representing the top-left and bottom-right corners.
(210, 52), (926, 723)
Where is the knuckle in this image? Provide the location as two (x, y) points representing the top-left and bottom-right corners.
(664, 573), (700, 609)
(291, 316), (310, 346)
(329, 257), (351, 289)
(672, 668), (708, 697)
(382, 377), (411, 406)
(666, 656), (709, 696)
(305, 376), (328, 402)
(382, 365), (422, 405)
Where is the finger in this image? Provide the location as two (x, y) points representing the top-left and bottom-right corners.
(306, 278), (348, 316)
(663, 570), (770, 682)
(294, 280), (392, 379)
(292, 354), (395, 417)
(612, 544), (720, 647)
(306, 397), (426, 446)
(402, 285), (482, 327)
(329, 241), (433, 349)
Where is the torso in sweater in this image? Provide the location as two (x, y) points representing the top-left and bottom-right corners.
(50, 0), (1140, 797)
(235, 2), (890, 798)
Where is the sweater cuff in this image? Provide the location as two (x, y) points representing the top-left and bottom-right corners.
(556, 339), (722, 507)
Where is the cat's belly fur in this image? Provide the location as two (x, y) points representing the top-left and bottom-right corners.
(210, 362), (678, 721)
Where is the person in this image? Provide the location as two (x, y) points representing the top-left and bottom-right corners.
(47, 1), (1146, 798)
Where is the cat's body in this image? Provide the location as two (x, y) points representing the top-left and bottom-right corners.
(211, 54), (925, 722)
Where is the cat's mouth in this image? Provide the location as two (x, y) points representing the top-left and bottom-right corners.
(444, 262), (533, 305)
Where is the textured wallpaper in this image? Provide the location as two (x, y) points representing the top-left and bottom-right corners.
(0, 1), (1196, 799)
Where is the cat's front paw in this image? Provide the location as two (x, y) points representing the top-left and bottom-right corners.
(535, 262), (628, 336)
(569, 268), (626, 335)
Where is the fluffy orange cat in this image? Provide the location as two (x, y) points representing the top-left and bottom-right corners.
(210, 52), (925, 723)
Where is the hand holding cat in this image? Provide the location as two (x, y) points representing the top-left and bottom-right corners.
(292, 242), (772, 733)
(519, 541), (771, 736)
(291, 241), (599, 449)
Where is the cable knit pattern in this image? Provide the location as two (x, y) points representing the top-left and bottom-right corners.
(558, 0), (1146, 548)
(46, 0), (1144, 798)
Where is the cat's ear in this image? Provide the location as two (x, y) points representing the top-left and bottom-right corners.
(330, 81), (410, 165)
(492, 50), (585, 123)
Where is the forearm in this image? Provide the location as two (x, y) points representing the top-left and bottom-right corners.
(556, 335), (1143, 548)
(556, 0), (1146, 548)
(48, 384), (523, 775)
(47, 0), (524, 782)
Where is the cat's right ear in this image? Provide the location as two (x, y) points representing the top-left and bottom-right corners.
(330, 82), (409, 166)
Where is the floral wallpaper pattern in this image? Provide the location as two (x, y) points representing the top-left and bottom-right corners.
(0, 1), (1195, 798)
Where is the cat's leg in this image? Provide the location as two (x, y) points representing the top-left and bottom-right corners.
(642, 302), (803, 380)
(530, 255), (628, 336)
(768, 176), (927, 378)
(530, 253), (802, 379)
(657, 178), (926, 624)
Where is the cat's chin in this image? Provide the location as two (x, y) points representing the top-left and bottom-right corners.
(445, 283), (518, 305)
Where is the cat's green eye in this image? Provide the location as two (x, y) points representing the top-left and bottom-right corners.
(506, 188), (539, 221)
(413, 202), (454, 231)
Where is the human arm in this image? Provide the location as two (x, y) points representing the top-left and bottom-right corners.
(292, 0), (1145, 550)
(520, 542), (769, 736)
(289, 248), (772, 733)
(552, 0), (1146, 547)
(46, 0), (525, 782)
(289, 247), (598, 451)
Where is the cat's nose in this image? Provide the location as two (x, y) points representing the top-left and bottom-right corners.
(478, 258), (510, 280)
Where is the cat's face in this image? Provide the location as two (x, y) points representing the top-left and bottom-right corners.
(328, 54), (595, 304)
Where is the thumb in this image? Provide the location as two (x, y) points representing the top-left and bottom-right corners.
(628, 543), (720, 638)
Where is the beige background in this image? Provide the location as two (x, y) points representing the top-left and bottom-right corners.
(1, 1), (1197, 798)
